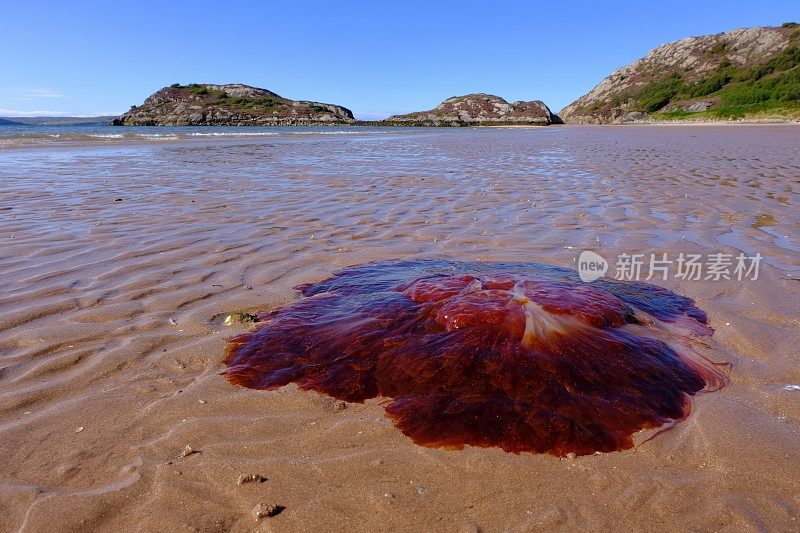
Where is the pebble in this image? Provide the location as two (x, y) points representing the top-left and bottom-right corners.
(238, 473), (267, 485)
(253, 503), (285, 520)
(179, 445), (199, 458)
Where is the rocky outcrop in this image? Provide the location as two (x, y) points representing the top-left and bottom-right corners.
(385, 94), (562, 126)
(560, 25), (800, 123)
(115, 83), (355, 126)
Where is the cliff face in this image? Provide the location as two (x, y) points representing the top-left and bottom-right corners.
(560, 25), (800, 123)
(115, 84), (355, 126)
(386, 94), (562, 126)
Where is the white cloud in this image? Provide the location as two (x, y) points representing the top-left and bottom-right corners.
(21, 88), (64, 98)
(0, 108), (121, 117)
(0, 87), (65, 105)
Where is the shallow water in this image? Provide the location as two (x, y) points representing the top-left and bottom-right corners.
(0, 124), (394, 147)
(0, 125), (799, 531)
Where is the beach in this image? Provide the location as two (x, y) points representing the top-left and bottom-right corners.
(1, 125), (799, 531)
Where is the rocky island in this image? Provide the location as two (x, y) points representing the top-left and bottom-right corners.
(114, 88), (563, 127)
(385, 94), (562, 126)
(560, 23), (800, 124)
(114, 83), (355, 126)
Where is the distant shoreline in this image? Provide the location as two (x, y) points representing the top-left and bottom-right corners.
(7, 116), (795, 128)
(578, 119), (800, 126)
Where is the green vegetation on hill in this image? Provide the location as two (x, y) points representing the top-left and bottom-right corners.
(120, 83), (354, 125)
(631, 74), (685, 112)
(166, 84), (282, 111)
(612, 40), (800, 119)
(186, 84), (227, 98)
(217, 95), (278, 108)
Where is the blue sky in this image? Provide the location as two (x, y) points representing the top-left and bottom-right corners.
(1, 0), (797, 119)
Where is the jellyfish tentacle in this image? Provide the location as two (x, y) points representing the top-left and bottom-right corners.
(224, 260), (728, 456)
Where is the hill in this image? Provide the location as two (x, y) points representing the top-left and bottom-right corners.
(560, 23), (800, 123)
(385, 94), (561, 126)
(115, 84), (354, 126)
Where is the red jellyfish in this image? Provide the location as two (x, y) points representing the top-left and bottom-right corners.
(224, 260), (726, 456)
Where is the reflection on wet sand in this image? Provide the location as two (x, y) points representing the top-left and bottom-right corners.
(0, 125), (798, 531)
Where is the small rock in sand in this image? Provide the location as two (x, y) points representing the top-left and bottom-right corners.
(253, 503), (285, 520)
(224, 311), (259, 326)
(179, 445), (199, 458)
(332, 400), (347, 412)
(238, 473), (267, 485)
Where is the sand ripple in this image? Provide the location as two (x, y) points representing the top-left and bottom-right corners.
(0, 126), (799, 531)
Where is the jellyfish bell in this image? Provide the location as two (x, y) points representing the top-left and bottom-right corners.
(224, 259), (727, 456)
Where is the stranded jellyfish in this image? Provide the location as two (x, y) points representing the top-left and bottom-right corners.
(224, 260), (726, 456)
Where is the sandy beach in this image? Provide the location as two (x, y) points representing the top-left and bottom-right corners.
(1, 125), (799, 532)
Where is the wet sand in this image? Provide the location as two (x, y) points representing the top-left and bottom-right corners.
(1, 125), (799, 531)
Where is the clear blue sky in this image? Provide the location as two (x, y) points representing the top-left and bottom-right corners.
(1, 0), (797, 119)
